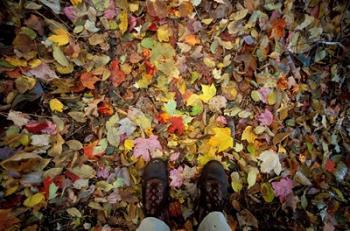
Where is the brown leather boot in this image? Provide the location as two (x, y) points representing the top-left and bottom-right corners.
(197, 160), (229, 222)
(142, 158), (169, 221)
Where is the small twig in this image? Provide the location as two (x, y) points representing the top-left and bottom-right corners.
(317, 41), (346, 50)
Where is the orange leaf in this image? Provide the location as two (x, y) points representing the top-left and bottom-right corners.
(110, 60), (126, 87)
(83, 140), (104, 160)
(80, 72), (99, 90)
(156, 112), (170, 123)
(270, 18), (286, 40)
(184, 34), (200, 46)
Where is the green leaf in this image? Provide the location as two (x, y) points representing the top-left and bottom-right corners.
(53, 45), (69, 67)
(48, 183), (58, 200)
(141, 37), (155, 49)
(261, 183), (274, 202)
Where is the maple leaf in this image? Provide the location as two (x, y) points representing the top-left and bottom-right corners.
(133, 135), (162, 161)
(169, 166), (184, 188)
(208, 127), (234, 152)
(110, 60), (126, 87)
(199, 84), (216, 103)
(258, 150), (282, 175)
(270, 18), (286, 40)
(272, 177), (294, 203)
(257, 109), (273, 126)
(168, 116), (185, 135)
(83, 139), (108, 159)
(80, 72), (99, 89)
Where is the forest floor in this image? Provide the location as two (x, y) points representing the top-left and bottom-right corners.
(0, 0), (350, 230)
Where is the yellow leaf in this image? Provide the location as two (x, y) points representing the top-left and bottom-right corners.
(119, 10), (128, 34)
(70, 0), (82, 6)
(157, 24), (171, 42)
(124, 139), (134, 151)
(267, 91), (277, 105)
(29, 59), (42, 68)
(23, 192), (45, 207)
(208, 127), (234, 152)
(199, 84), (216, 103)
(241, 126), (256, 143)
(197, 152), (221, 167)
(5, 56), (27, 67)
(49, 98), (64, 112)
(48, 28), (69, 46)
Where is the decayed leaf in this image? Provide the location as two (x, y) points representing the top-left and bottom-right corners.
(1, 151), (50, 173)
(7, 110), (30, 127)
(258, 150), (282, 175)
(66, 207), (82, 217)
(70, 164), (96, 179)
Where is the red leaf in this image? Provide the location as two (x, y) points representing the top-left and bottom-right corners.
(64, 171), (80, 183)
(53, 175), (65, 187)
(325, 159), (336, 173)
(98, 101), (114, 116)
(110, 60), (126, 87)
(168, 116), (184, 135)
(42, 176), (52, 199)
(145, 61), (156, 75)
(25, 121), (57, 134)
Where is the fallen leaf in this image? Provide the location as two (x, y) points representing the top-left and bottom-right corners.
(133, 135), (162, 161)
(199, 84), (216, 103)
(80, 72), (99, 89)
(208, 127), (234, 152)
(168, 116), (185, 135)
(48, 28), (69, 46)
(258, 150), (282, 175)
(241, 126), (256, 144)
(272, 177), (293, 202)
(257, 109), (273, 126)
(23, 192), (45, 207)
(49, 98), (64, 112)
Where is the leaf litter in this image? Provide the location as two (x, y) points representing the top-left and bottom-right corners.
(0, 0), (350, 230)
